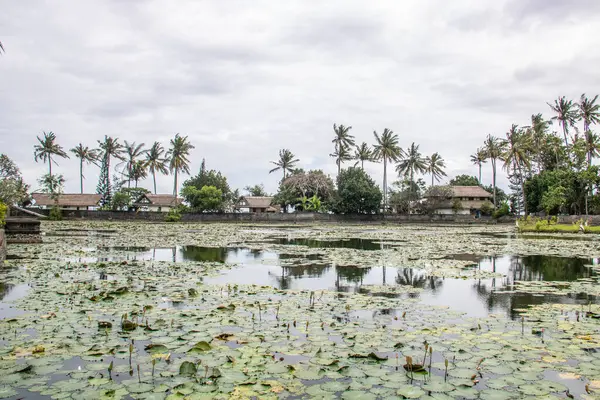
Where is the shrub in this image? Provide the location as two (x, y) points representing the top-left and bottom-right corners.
(0, 202), (7, 227)
(479, 201), (494, 216)
(48, 205), (62, 221)
(493, 202), (510, 219)
(165, 208), (182, 222)
(451, 199), (463, 214)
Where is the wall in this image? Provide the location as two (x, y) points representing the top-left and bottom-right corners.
(0, 229), (5, 262)
(23, 208), (504, 224)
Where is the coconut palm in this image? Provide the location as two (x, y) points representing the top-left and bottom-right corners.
(130, 160), (148, 188)
(146, 142), (169, 194)
(548, 96), (580, 147)
(33, 131), (69, 177)
(122, 141), (146, 188)
(354, 142), (373, 170)
(70, 144), (99, 194)
(583, 130), (600, 166)
(503, 125), (532, 215)
(0, 41), (4, 54)
(527, 113), (552, 172)
(331, 124), (355, 175)
(396, 142), (427, 201)
(579, 94), (600, 134)
(483, 134), (506, 207)
(425, 152), (447, 186)
(167, 133), (195, 197)
(470, 148), (487, 183)
(269, 149), (299, 182)
(372, 129), (402, 211)
(97, 136), (125, 202)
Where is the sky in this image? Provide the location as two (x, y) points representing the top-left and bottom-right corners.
(1, 0), (600, 195)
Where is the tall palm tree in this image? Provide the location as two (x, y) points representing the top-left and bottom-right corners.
(503, 125), (532, 215)
(527, 113), (552, 172)
(167, 133), (195, 197)
(331, 124), (355, 175)
(354, 142), (373, 170)
(97, 136), (125, 202)
(70, 144), (98, 194)
(548, 96), (580, 147)
(425, 152), (447, 186)
(583, 130), (600, 166)
(579, 94), (600, 134)
(130, 160), (148, 188)
(396, 142), (427, 200)
(269, 149), (299, 182)
(0, 41), (4, 54)
(483, 134), (506, 207)
(33, 131), (69, 177)
(122, 141), (146, 188)
(146, 142), (169, 194)
(470, 148), (487, 183)
(372, 129), (402, 211)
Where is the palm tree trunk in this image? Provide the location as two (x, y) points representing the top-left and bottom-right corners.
(80, 159), (84, 194)
(431, 173), (434, 187)
(410, 169), (414, 203)
(153, 171), (157, 194)
(48, 157), (52, 178)
(173, 169), (178, 197)
(361, 160), (364, 170)
(478, 164), (482, 184)
(517, 163), (527, 216)
(337, 159), (341, 176)
(492, 159), (497, 207)
(383, 157), (387, 212)
(562, 124), (569, 147)
(106, 156), (112, 201)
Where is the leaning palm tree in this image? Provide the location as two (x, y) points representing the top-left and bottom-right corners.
(425, 152), (447, 186)
(354, 142), (373, 170)
(483, 134), (506, 207)
(503, 125), (532, 215)
(97, 136), (125, 204)
(269, 149), (299, 182)
(122, 141), (146, 188)
(579, 94), (600, 134)
(146, 142), (169, 194)
(331, 124), (355, 175)
(70, 144), (99, 193)
(548, 96), (580, 147)
(33, 131), (69, 177)
(372, 128), (403, 211)
(470, 148), (487, 183)
(167, 133), (195, 197)
(396, 142), (427, 201)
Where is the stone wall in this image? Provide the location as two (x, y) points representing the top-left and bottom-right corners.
(0, 229), (6, 262)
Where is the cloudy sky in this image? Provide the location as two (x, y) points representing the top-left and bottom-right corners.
(1, 0), (599, 195)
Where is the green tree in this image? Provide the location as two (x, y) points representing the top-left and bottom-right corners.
(269, 149), (299, 181)
(548, 96), (580, 147)
(503, 124), (532, 215)
(96, 136), (124, 206)
(122, 141), (146, 188)
(372, 128), (402, 211)
(540, 185), (567, 215)
(167, 133), (195, 197)
(244, 184), (268, 196)
(425, 152), (447, 186)
(583, 130), (600, 167)
(332, 167), (382, 214)
(182, 185), (224, 212)
(130, 160), (148, 188)
(70, 143), (98, 194)
(0, 154), (29, 205)
(526, 113), (552, 172)
(422, 185), (453, 215)
(388, 178), (426, 214)
(33, 131), (69, 178)
(483, 134), (505, 206)
(111, 191), (131, 211)
(146, 141), (169, 194)
(38, 173), (65, 202)
(396, 142), (426, 201)
(449, 175), (479, 186)
(183, 160), (236, 209)
(354, 142), (373, 170)
(470, 148), (487, 183)
(578, 94), (600, 135)
(331, 124), (355, 175)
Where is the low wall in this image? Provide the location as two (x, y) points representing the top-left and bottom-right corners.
(0, 229), (6, 262)
(558, 215), (600, 226)
(23, 208), (504, 224)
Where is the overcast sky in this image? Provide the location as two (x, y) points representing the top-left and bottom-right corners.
(1, 0), (600, 195)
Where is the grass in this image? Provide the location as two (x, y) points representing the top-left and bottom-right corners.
(518, 222), (600, 234)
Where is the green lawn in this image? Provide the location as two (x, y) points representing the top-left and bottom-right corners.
(518, 222), (600, 234)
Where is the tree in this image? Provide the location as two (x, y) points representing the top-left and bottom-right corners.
(503, 124), (532, 215)
(583, 130), (600, 167)
(182, 160), (236, 209)
(332, 167), (382, 214)
(0, 41), (4, 54)
(182, 185), (224, 212)
(269, 149), (299, 181)
(483, 134), (505, 206)
(70, 144), (98, 194)
(130, 160), (148, 188)
(33, 131), (69, 177)
(274, 170), (335, 211)
(425, 152), (447, 186)
(388, 178), (426, 214)
(122, 141), (146, 188)
(527, 113), (552, 172)
(372, 128), (402, 211)
(354, 142), (373, 170)
(146, 142), (169, 194)
(38, 173), (65, 200)
(422, 185), (453, 215)
(579, 94), (600, 135)
(244, 184), (268, 197)
(167, 133), (195, 197)
(111, 191), (131, 211)
(470, 148), (487, 183)
(548, 96), (580, 146)
(331, 124), (355, 175)
(449, 175), (479, 186)
(0, 154), (29, 205)
(96, 136), (124, 206)
(396, 142), (426, 201)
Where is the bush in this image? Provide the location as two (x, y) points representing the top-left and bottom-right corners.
(479, 201), (494, 216)
(493, 202), (510, 219)
(451, 199), (463, 214)
(0, 202), (7, 227)
(48, 205), (62, 221)
(165, 208), (182, 222)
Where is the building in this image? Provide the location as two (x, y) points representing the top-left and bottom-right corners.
(425, 186), (493, 215)
(133, 194), (182, 212)
(235, 196), (280, 213)
(31, 193), (102, 211)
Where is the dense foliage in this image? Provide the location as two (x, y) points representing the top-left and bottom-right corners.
(182, 185), (224, 212)
(182, 160), (236, 210)
(0, 154), (29, 206)
(332, 168), (382, 214)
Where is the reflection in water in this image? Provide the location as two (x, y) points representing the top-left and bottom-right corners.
(269, 237), (394, 251)
(0, 282), (30, 319)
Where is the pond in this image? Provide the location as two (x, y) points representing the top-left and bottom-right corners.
(2, 222), (600, 399)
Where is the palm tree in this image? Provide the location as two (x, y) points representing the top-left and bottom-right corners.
(354, 142), (373, 170)
(33, 131), (69, 177)
(470, 148), (487, 183)
(396, 142), (427, 200)
(269, 149), (299, 182)
(425, 152), (447, 186)
(583, 130), (600, 166)
(70, 144), (98, 193)
(579, 94), (600, 134)
(331, 124), (355, 175)
(372, 129), (402, 211)
(527, 113), (552, 172)
(503, 125), (532, 215)
(146, 142), (169, 194)
(97, 136), (125, 202)
(167, 133), (195, 197)
(548, 96), (580, 147)
(122, 141), (146, 188)
(130, 160), (148, 188)
(0, 41), (4, 54)
(483, 134), (506, 207)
